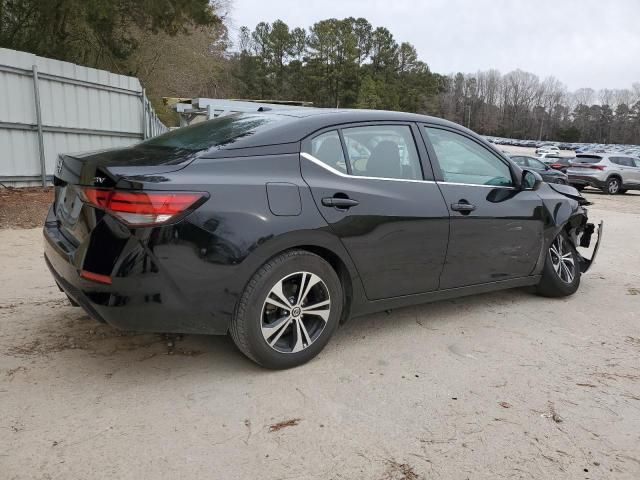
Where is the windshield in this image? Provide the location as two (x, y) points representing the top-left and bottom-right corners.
(140, 113), (284, 151)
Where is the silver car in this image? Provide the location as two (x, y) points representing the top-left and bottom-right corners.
(568, 154), (640, 194)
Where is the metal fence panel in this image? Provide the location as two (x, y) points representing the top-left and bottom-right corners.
(0, 48), (167, 186)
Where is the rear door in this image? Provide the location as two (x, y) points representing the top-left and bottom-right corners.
(300, 123), (450, 300)
(421, 125), (544, 289)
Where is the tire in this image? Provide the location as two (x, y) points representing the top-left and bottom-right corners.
(619, 189), (628, 194)
(230, 250), (343, 369)
(602, 177), (621, 195)
(537, 231), (581, 298)
(572, 184), (585, 192)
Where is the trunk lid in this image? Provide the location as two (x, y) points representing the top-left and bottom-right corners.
(54, 145), (198, 188)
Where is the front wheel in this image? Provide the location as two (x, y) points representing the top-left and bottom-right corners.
(230, 250), (343, 369)
(537, 232), (581, 297)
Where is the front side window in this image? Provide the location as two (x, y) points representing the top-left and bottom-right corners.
(308, 131), (347, 173)
(527, 157), (547, 170)
(341, 125), (423, 180)
(424, 127), (513, 187)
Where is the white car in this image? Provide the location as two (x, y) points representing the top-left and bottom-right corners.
(536, 145), (560, 155)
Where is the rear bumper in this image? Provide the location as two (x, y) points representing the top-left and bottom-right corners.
(43, 207), (230, 335)
(568, 174), (606, 189)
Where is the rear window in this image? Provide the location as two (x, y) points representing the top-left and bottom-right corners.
(140, 113), (284, 151)
(575, 155), (602, 164)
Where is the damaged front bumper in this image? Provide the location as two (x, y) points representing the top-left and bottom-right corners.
(575, 220), (604, 273)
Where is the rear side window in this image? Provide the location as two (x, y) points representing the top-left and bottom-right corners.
(611, 157), (634, 167)
(424, 127), (513, 187)
(309, 131), (347, 173)
(341, 125), (423, 180)
(141, 113), (283, 151)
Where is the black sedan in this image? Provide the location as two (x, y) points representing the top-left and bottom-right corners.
(44, 109), (602, 369)
(509, 155), (569, 183)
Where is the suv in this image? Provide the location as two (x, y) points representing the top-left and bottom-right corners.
(568, 154), (640, 194)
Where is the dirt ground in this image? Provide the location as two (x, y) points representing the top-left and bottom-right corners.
(0, 187), (53, 229)
(1, 190), (640, 479)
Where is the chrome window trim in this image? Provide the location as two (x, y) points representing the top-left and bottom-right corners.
(302, 152), (517, 189)
(300, 152), (436, 184)
(438, 181), (516, 190)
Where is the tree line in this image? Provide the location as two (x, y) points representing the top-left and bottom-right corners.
(230, 19), (640, 145)
(2, 1), (639, 144)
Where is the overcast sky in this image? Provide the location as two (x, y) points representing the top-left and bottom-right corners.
(227, 0), (640, 92)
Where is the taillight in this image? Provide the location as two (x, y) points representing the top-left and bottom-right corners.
(81, 188), (207, 226)
(587, 165), (606, 170)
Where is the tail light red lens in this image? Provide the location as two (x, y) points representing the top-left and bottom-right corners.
(81, 188), (206, 226)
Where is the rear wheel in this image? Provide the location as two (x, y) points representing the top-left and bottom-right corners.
(619, 189), (628, 194)
(572, 184), (585, 191)
(230, 250), (343, 369)
(537, 231), (581, 297)
(603, 177), (621, 195)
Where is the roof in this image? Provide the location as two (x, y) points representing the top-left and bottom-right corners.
(214, 108), (469, 151)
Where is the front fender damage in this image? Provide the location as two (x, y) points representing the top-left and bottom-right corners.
(540, 184), (603, 274)
(570, 220), (604, 273)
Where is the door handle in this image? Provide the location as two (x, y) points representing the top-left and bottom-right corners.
(451, 201), (476, 213)
(321, 196), (359, 209)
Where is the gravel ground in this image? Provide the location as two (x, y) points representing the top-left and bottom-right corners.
(1, 191), (639, 479)
(0, 187), (53, 229)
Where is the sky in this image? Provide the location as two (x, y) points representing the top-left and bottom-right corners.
(226, 0), (640, 92)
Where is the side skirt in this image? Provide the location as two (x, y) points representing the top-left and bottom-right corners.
(352, 276), (542, 318)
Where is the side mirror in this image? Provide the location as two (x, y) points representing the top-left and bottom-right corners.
(521, 169), (543, 190)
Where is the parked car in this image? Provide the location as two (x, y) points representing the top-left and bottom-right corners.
(541, 156), (573, 173)
(568, 154), (640, 194)
(44, 109), (602, 369)
(536, 144), (560, 155)
(509, 155), (569, 184)
(538, 155), (573, 173)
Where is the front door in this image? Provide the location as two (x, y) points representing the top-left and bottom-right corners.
(421, 125), (544, 289)
(300, 124), (450, 300)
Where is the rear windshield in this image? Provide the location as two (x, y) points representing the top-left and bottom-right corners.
(575, 155), (602, 163)
(140, 113), (284, 151)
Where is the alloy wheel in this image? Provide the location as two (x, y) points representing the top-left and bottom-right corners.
(261, 272), (331, 354)
(608, 178), (620, 194)
(549, 235), (575, 284)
